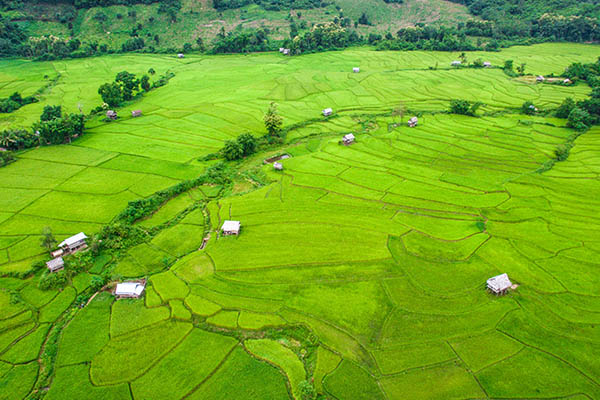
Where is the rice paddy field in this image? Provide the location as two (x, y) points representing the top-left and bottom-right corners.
(1, 42), (600, 399)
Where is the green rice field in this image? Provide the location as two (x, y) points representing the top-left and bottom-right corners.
(1, 43), (599, 399)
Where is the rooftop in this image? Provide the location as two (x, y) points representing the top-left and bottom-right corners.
(59, 232), (87, 248)
(487, 273), (512, 292)
(115, 282), (145, 296)
(221, 220), (241, 231)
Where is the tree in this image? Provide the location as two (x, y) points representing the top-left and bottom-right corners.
(459, 52), (467, 64)
(148, 67), (156, 75)
(556, 97), (575, 119)
(183, 42), (193, 52)
(264, 102), (283, 137)
(236, 133), (257, 156)
(115, 71), (139, 100)
(221, 139), (243, 161)
(567, 107), (591, 131)
(40, 105), (62, 121)
(516, 63), (526, 75)
(391, 103), (406, 123)
(196, 37), (204, 51)
(140, 74), (151, 92)
(503, 60), (514, 72)
(358, 13), (370, 25)
(98, 82), (123, 108)
(298, 380), (316, 400)
(40, 226), (56, 250)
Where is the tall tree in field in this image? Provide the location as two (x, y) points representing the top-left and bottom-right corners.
(40, 226), (56, 250)
(392, 103), (406, 124)
(98, 82), (123, 108)
(264, 102), (283, 138)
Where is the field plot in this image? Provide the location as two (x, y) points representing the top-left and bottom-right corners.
(0, 43), (599, 400)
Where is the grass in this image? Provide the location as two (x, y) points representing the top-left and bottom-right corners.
(0, 43), (600, 400)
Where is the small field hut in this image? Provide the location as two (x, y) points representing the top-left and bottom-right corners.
(46, 257), (64, 273)
(106, 110), (117, 120)
(221, 220), (241, 236)
(353, 67), (360, 73)
(283, 49), (290, 55)
(115, 281), (146, 298)
(451, 60), (461, 67)
(483, 61), (491, 67)
(177, 53), (185, 58)
(342, 133), (355, 145)
(487, 273), (512, 295)
(279, 48), (285, 53)
(323, 108), (333, 117)
(131, 110), (142, 117)
(58, 232), (88, 253)
(536, 75), (545, 82)
(408, 117), (418, 127)
(273, 162), (283, 170)
(563, 78), (572, 84)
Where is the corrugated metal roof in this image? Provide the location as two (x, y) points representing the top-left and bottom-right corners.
(487, 273), (512, 292)
(59, 232), (87, 248)
(221, 220), (241, 231)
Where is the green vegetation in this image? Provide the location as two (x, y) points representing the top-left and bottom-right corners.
(0, 43), (599, 400)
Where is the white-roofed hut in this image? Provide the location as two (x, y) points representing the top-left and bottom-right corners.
(221, 220), (241, 236)
(483, 61), (491, 67)
(131, 110), (142, 117)
(536, 75), (545, 82)
(46, 257), (64, 273)
(58, 232), (88, 253)
(115, 281), (146, 299)
(342, 133), (355, 146)
(487, 273), (512, 295)
(273, 162), (283, 171)
(322, 108), (333, 117)
(451, 60), (461, 66)
(177, 53), (185, 58)
(106, 110), (117, 120)
(408, 117), (418, 127)
(353, 67), (360, 73)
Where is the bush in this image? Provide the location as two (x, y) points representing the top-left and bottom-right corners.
(221, 140), (244, 161)
(554, 144), (572, 161)
(39, 270), (68, 290)
(449, 99), (481, 116)
(0, 150), (15, 167)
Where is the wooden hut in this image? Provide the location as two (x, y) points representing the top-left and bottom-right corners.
(483, 61), (492, 67)
(221, 220), (241, 236)
(563, 78), (572, 84)
(322, 108), (333, 117)
(408, 117), (418, 127)
(487, 273), (512, 295)
(131, 110), (142, 117)
(451, 60), (461, 67)
(353, 67), (360, 73)
(273, 162), (283, 170)
(342, 133), (355, 145)
(536, 75), (545, 82)
(46, 257), (64, 273)
(282, 49), (290, 55)
(177, 53), (185, 58)
(106, 110), (117, 120)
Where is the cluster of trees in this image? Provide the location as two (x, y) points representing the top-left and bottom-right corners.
(0, 150), (14, 167)
(98, 71), (152, 108)
(213, 0), (321, 11)
(211, 29), (270, 54)
(0, 92), (38, 113)
(0, 129), (38, 151)
(33, 105), (85, 145)
(221, 133), (258, 160)
(555, 59), (600, 131)
(0, 17), (27, 56)
(287, 22), (361, 54)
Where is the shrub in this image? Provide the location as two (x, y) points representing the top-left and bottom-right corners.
(236, 133), (257, 156)
(0, 150), (15, 167)
(554, 144), (572, 161)
(449, 99), (481, 116)
(39, 270), (68, 290)
(264, 102), (283, 137)
(221, 140), (244, 161)
(40, 105), (62, 121)
(556, 97), (575, 119)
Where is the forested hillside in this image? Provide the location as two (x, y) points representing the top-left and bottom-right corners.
(0, 0), (598, 59)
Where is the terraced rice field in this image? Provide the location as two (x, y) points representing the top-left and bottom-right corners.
(1, 43), (599, 399)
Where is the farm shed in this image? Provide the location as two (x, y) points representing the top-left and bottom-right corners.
(483, 61), (491, 67)
(279, 48), (285, 53)
(273, 162), (283, 170)
(563, 78), (572, 84)
(177, 53), (185, 58)
(536, 75), (545, 82)
(115, 282), (146, 298)
(408, 117), (418, 127)
(353, 67), (360, 73)
(487, 273), (512, 295)
(106, 110), (117, 120)
(221, 220), (241, 236)
(46, 257), (64, 273)
(451, 60), (461, 66)
(323, 108), (333, 116)
(131, 110), (142, 117)
(51, 249), (63, 258)
(283, 49), (290, 55)
(342, 133), (355, 145)
(58, 232), (88, 253)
